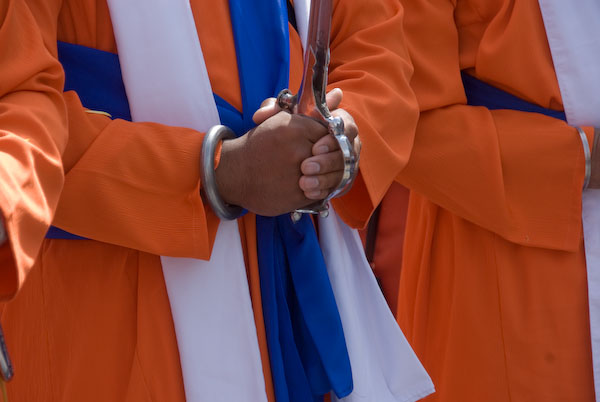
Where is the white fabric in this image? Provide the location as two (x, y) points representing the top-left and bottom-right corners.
(582, 193), (600, 401)
(538, 1), (600, 400)
(320, 209), (434, 402)
(161, 223), (267, 402)
(107, 1), (266, 401)
(538, 1), (600, 127)
(107, 1), (432, 401)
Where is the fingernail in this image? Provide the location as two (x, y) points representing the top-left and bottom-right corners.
(306, 191), (322, 199)
(303, 177), (319, 190)
(316, 145), (329, 154)
(303, 162), (320, 175)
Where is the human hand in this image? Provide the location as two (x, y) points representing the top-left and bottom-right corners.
(251, 87), (344, 125)
(253, 88), (359, 201)
(215, 110), (330, 216)
(299, 98), (359, 200)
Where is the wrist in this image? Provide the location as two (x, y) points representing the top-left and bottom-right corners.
(215, 135), (246, 207)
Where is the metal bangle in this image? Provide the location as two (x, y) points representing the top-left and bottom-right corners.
(577, 127), (592, 190)
(200, 125), (244, 220)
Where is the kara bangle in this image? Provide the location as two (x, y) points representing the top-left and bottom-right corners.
(576, 127), (592, 190)
(200, 125), (244, 220)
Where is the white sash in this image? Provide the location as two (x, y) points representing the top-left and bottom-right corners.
(107, 0), (432, 401)
(538, 1), (600, 400)
(107, 1), (266, 400)
(320, 209), (434, 402)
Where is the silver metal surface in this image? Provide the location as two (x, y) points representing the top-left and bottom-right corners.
(201, 125), (244, 220)
(277, 0), (360, 220)
(577, 127), (591, 189)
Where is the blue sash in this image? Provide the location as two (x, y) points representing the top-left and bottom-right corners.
(53, 2), (352, 401)
(461, 71), (566, 121)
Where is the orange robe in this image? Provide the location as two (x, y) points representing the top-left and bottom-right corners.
(0, 0), (66, 299)
(360, 182), (410, 316)
(3, 1), (417, 401)
(397, 0), (595, 401)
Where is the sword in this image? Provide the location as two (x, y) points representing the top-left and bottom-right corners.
(277, 0), (361, 222)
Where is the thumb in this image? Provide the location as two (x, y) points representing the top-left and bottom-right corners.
(326, 88), (343, 110)
(252, 98), (280, 124)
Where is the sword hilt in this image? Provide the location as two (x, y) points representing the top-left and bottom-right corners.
(276, 89), (361, 222)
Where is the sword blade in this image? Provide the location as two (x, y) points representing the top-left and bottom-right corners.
(295, 0), (334, 121)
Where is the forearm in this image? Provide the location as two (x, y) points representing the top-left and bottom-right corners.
(399, 105), (586, 251)
(54, 92), (219, 259)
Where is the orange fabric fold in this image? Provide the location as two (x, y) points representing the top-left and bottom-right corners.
(0, 0), (66, 300)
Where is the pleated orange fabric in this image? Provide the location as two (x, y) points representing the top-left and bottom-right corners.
(2, 1), (418, 401)
(397, 1), (595, 401)
(0, 0), (66, 300)
(360, 182), (410, 316)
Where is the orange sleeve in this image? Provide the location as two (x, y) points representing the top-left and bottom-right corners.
(53, 92), (220, 259)
(328, 0), (418, 229)
(0, 0), (67, 299)
(398, 0), (586, 251)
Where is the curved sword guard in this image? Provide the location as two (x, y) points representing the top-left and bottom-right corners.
(276, 89), (361, 222)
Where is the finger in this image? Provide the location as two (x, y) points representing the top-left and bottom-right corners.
(312, 135), (339, 155)
(326, 88), (343, 110)
(302, 188), (330, 200)
(331, 108), (359, 142)
(253, 98), (280, 124)
(301, 151), (344, 176)
(255, 89), (340, 126)
(261, 98), (276, 108)
(299, 171), (343, 195)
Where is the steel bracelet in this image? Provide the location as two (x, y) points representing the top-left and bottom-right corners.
(200, 125), (244, 220)
(577, 127), (592, 189)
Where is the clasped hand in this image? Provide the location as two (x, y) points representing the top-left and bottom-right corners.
(215, 88), (358, 216)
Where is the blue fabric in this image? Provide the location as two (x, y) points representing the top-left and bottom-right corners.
(227, 1), (352, 400)
(461, 71), (567, 121)
(51, 3), (353, 401)
(58, 41), (132, 121)
(46, 225), (87, 240)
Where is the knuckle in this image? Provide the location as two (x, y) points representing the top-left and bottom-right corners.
(293, 145), (311, 162)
